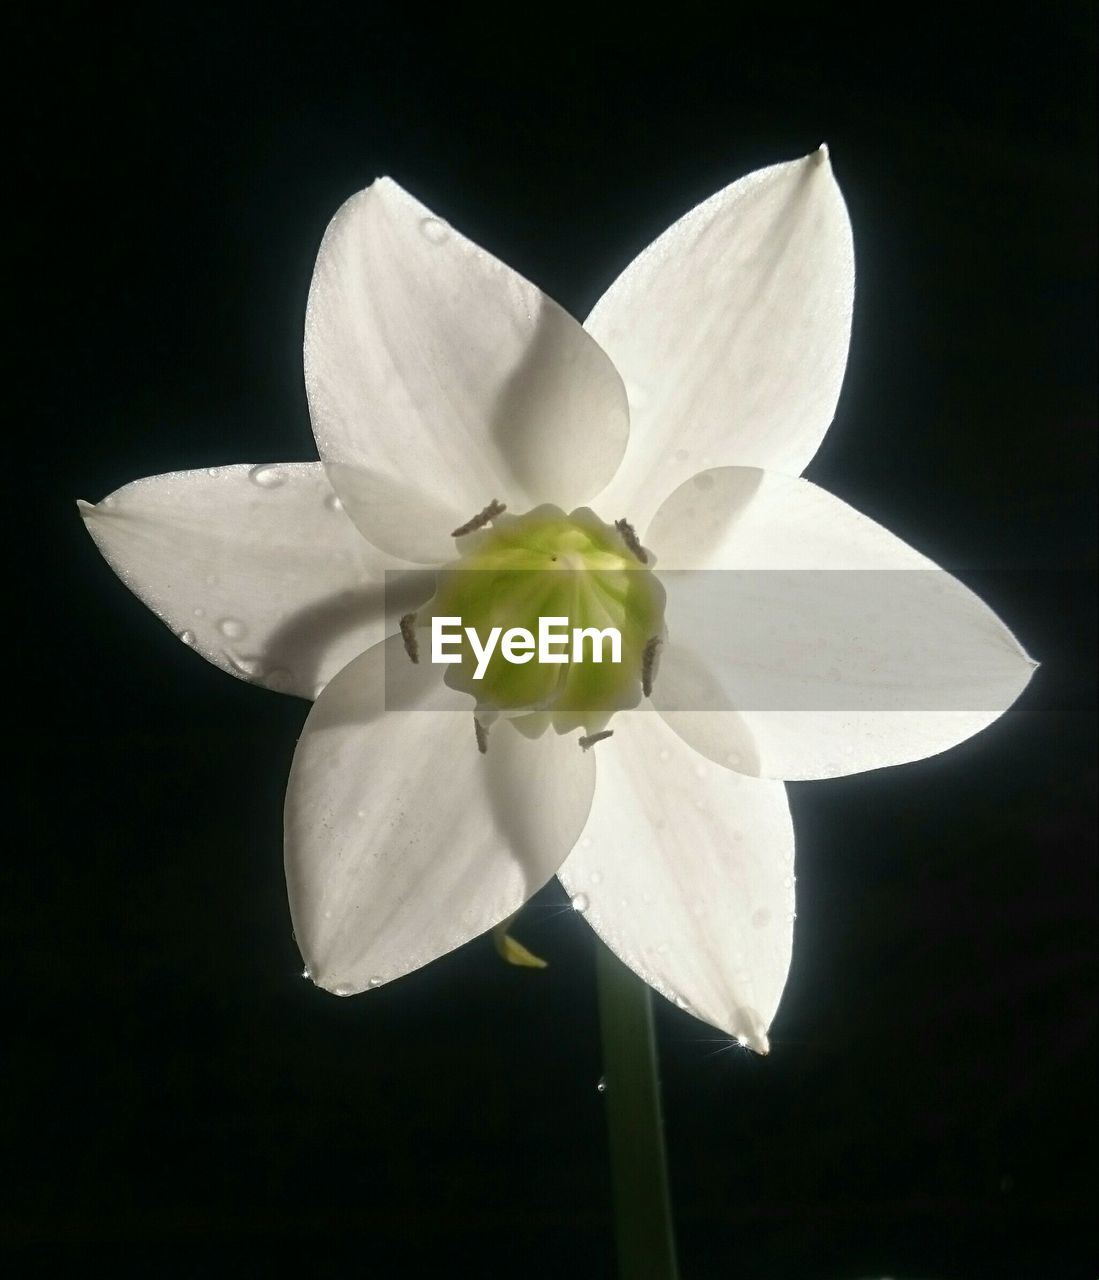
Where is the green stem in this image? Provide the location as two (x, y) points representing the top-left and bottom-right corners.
(596, 941), (680, 1280)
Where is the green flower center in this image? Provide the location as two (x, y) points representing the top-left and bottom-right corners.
(420, 505), (665, 737)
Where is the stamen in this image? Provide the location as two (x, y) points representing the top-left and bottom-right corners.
(399, 613), (419, 664)
(614, 518), (648, 564)
(474, 717), (489, 754)
(452, 499), (506, 538)
(641, 636), (662, 697)
(578, 730), (614, 751)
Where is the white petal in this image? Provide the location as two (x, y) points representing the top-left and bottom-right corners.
(646, 467), (1037, 779)
(559, 714), (794, 1051)
(305, 178), (630, 563)
(79, 463), (425, 700)
(587, 149), (853, 529)
(286, 635), (595, 993)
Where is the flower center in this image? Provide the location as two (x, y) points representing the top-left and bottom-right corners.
(417, 504), (665, 738)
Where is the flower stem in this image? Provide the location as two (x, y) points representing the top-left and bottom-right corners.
(595, 941), (680, 1279)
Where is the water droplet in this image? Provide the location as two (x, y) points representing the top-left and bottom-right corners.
(225, 653), (263, 679)
(674, 448), (689, 463)
(736, 1034), (749, 1048)
(193, 607), (206, 618)
(368, 975), (383, 988)
(333, 983), (354, 997)
(570, 893), (589, 914)
(751, 907), (772, 930)
(178, 630), (196, 646)
(693, 472), (715, 491)
(218, 617), (247, 640)
(596, 1076), (607, 1094)
(301, 966), (311, 980)
(248, 464), (287, 489)
(673, 993), (692, 1011)
(206, 467), (219, 477)
(419, 216), (449, 243)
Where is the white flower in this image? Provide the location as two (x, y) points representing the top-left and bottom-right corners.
(80, 149), (1034, 1053)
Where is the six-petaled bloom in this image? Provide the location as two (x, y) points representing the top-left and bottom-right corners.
(80, 148), (1035, 1053)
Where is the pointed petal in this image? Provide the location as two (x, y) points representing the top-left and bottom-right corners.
(646, 467), (1037, 779)
(559, 714), (794, 1050)
(587, 149), (853, 529)
(286, 635), (595, 993)
(79, 463), (425, 699)
(305, 178), (630, 563)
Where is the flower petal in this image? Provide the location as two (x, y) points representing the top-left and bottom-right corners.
(79, 463), (425, 700)
(559, 714), (794, 1051)
(587, 148), (853, 529)
(286, 635), (596, 993)
(305, 178), (630, 563)
(646, 467), (1037, 779)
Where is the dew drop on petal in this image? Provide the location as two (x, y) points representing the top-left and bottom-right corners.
(419, 216), (449, 243)
(249, 464), (287, 489)
(325, 492), (343, 512)
(301, 966), (312, 980)
(570, 893), (589, 914)
(193, 607), (206, 618)
(225, 653), (263, 679)
(333, 983), (354, 997)
(178, 630), (196, 646)
(596, 1076), (607, 1094)
(218, 617), (247, 640)
(368, 976), (383, 988)
(206, 467), (219, 477)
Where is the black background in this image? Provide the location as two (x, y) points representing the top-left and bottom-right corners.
(12, 4), (1096, 1277)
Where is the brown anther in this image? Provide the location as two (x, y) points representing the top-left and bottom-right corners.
(641, 636), (662, 697)
(452, 499), (506, 538)
(399, 613), (419, 664)
(614, 518), (648, 564)
(474, 717), (489, 755)
(578, 730), (614, 751)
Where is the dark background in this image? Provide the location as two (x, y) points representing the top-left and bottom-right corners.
(11, 4), (1096, 1276)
